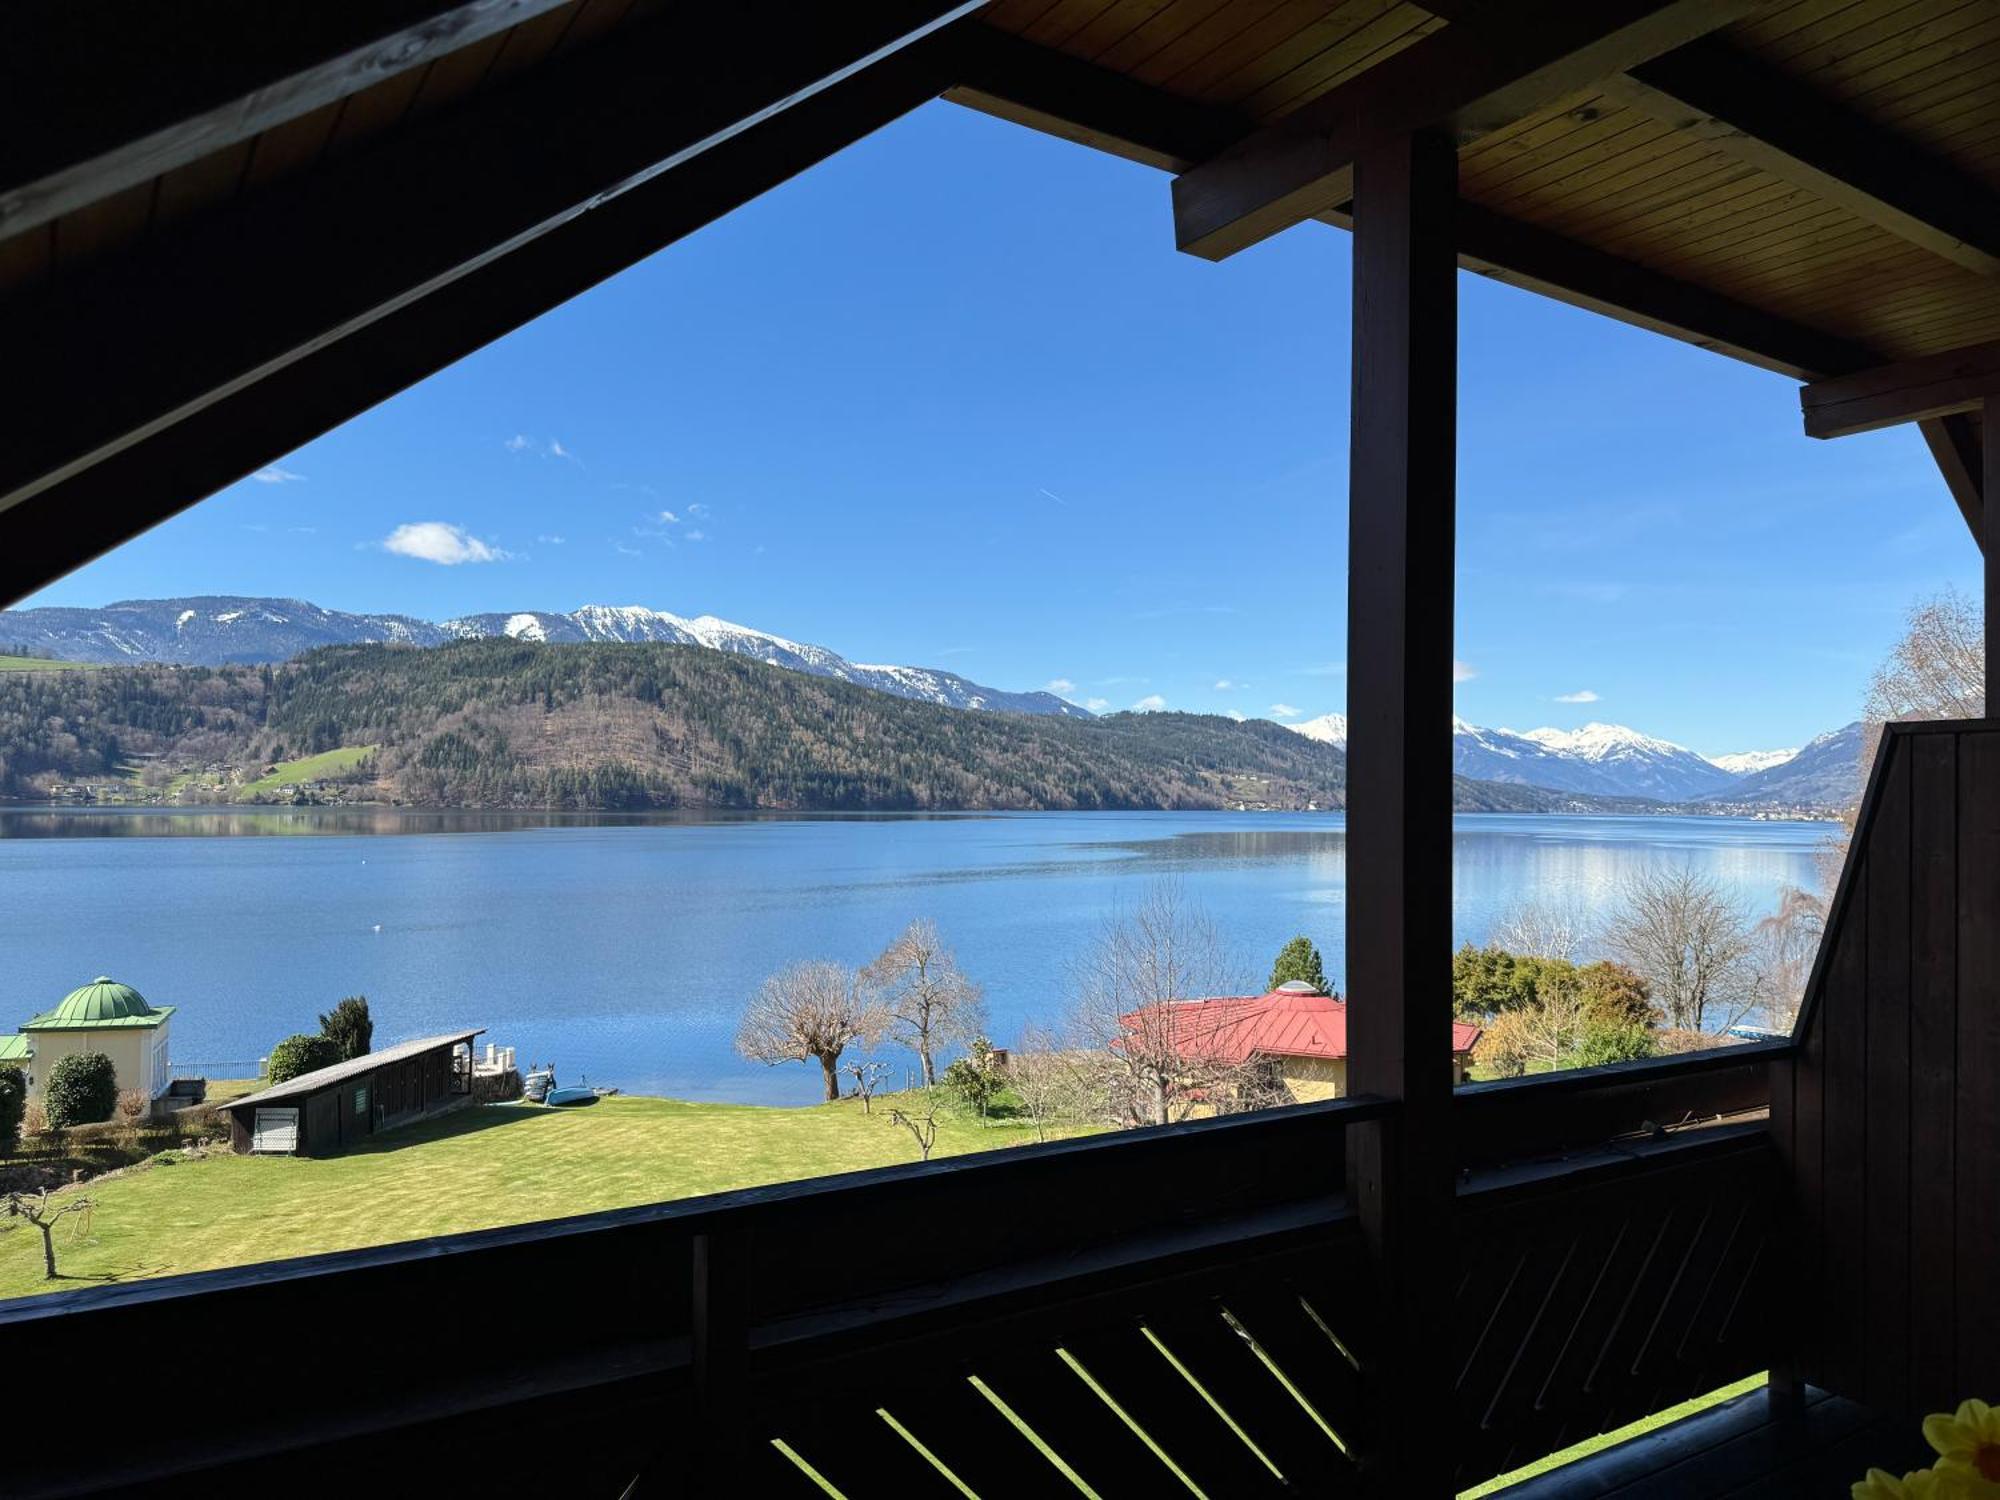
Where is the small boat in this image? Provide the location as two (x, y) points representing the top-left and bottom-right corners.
(522, 1069), (555, 1104)
(545, 1085), (599, 1107)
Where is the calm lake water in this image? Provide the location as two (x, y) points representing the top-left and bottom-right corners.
(0, 809), (1827, 1105)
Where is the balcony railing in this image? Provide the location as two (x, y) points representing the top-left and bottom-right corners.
(3, 1048), (1784, 1499)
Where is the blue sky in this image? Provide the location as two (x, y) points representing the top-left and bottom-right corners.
(26, 102), (1973, 757)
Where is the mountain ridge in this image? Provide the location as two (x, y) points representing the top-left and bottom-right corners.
(0, 595), (1086, 720)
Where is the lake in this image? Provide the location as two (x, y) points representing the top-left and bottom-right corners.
(0, 809), (1829, 1105)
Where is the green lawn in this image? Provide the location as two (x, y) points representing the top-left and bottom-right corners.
(0, 655), (99, 672)
(1458, 1372), (1768, 1496)
(0, 1092), (1077, 1300)
(238, 744), (376, 794)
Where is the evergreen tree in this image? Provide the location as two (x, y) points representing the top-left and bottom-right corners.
(318, 996), (373, 1060)
(1269, 935), (1329, 993)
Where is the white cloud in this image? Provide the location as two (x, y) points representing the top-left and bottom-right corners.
(1213, 678), (1235, 690)
(1085, 697), (1111, 713)
(1554, 689), (1600, 703)
(1225, 709), (1247, 722)
(1453, 660), (1478, 683)
(687, 502), (710, 518)
(548, 438), (575, 461)
(1132, 694), (1168, 713)
(685, 530), (706, 542)
(252, 465), (306, 484)
(537, 534), (566, 545)
(1045, 678), (1077, 696)
(656, 509), (680, 524)
(1268, 703), (1302, 719)
(613, 541), (642, 558)
(504, 434), (531, 452)
(381, 522), (507, 565)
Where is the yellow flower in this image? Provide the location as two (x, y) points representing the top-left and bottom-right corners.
(1853, 1468), (1946, 1500)
(1927, 1400), (2000, 1486)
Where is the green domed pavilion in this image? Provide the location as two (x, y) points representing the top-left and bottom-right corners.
(13, 976), (176, 1105)
(24, 976), (174, 1031)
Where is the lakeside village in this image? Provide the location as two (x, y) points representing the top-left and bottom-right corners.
(0, 876), (1798, 1296)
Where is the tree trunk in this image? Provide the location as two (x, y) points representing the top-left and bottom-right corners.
(38, 1222), (55, 1279)
(919, 1042), (935, 1088)
(817, 1052), (840, 1103)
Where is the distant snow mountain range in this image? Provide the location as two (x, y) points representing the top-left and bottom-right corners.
(0, 596), (1087, 718)
(1282, 712), (1861, 809)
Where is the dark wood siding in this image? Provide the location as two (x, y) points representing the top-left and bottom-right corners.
(1784, 719), (2000, 1417)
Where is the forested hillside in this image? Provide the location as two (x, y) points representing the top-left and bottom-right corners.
(0, 642), (1343, 810)
(0, 641), (1662, 813)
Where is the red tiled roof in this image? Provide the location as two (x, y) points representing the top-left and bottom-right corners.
(1127, 987), (1482, 1065)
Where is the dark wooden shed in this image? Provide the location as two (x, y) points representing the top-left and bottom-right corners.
(219, 1029), (481, 1157)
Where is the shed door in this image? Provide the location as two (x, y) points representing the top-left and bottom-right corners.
(251, 1108), (299, 1153)
(305, 1091), (339, 1155)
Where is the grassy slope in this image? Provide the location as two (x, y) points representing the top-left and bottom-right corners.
(0, 655), (100, 673)
(0, 1093), (1075, 1301)
(238, 744), (375, 794)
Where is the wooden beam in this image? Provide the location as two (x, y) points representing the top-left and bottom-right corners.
(944, 24), (1249, 175)
(0, 0), (578, 239)
(1989, 404), (2000, 688)
(1605, 37), (2000, 278)
(1171, 0), (1758, 261)
(1800, 339), (2000, 439)
(1921, 414), (1985, 550)
(1344, 126), (1459, 1494)
(0, 31), (959, 607)
(947, 31), (1870, 383)
(0, 0), (980, 529)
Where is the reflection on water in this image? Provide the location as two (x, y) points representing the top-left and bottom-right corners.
(0, 808), (1827, 1105)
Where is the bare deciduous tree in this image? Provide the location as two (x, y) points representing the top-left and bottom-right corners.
(861, 919), (987, 1088)
(1006, 1023), (1089, 1143)
(842, 1057), (890, 1114)
(1605, 866), (1758, 1032)
(1865, 587), (1984, 726)
(1750, 884), (1825, 1032)
(887, 1101), (941, 1163)
(1065, 882), (1256, 1127)
(735, 960), (885, 1103)
(2, 1188), (94, 1280)
(1488, 898), (1594, 963)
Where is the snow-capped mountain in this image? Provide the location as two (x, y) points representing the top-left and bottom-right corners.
(0, 596), (1089, 718)
(1283, 713), (1816, 803)
(1290, 712), (1347, 746)
(1515, 722), (1740, 802)
(1703, 723), (1866, 809)
(1708, 747), (1798, 776)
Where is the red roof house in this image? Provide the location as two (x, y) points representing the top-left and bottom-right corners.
(1127, 980), (1484, 1105)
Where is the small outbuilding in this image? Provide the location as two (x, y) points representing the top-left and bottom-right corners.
(219, 1029), (483, 1157)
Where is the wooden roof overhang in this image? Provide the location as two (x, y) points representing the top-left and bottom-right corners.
(3, 1), (1998, 604)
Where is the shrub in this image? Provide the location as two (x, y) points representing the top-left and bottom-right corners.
(1566, 1021), (1659, 1070)
(21, 1099), (46, 1139)
(267, 1033), (341, 1084)
(318, 996), (373, 1060)
(116, 1088), (149, 1123)
(152, 1149), (182, 1167)
(0, 1064), (24, 1155)
(44, 1053), (120, 1128)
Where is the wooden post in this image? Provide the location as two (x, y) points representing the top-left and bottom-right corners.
(1986, 400), (1999, 691)
(692, 1229), (752, 1491)
(1344, 125), (1459, 1496)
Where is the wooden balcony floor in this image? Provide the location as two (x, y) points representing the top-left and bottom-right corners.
(1490, 1387), (1931, 1499)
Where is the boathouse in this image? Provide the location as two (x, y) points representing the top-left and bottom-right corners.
(6, 1), (2000, 1494)
(218, 1030), (482, 1157)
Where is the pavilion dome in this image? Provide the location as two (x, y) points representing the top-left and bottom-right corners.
(27, 976), (170, 1029)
